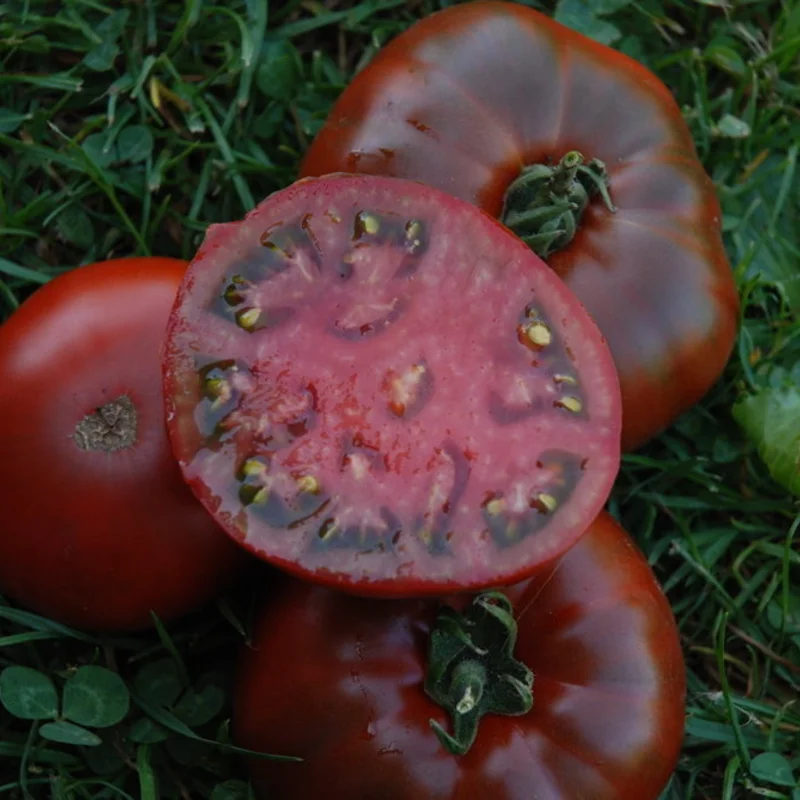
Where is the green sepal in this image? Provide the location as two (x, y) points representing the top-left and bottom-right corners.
(501, 151), (616, 258)
(424, 592), (534, 756)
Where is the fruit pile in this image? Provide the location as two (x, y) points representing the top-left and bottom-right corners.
(0, 4), (740, 799)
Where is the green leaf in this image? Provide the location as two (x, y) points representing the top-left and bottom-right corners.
(132, 694), (302, 762)
(704, 42), (748, 77)
(16, 34), (50, 54)
(137, 744), (159, 799)
(0, 109), (31, 134)
(253, 104), (285, 140)
(717, 114), (751, 139)
(554, 0), (622, 44)
(590, 0), (634, 13)
(766, 594), (800, 634)
(56, 205), (94, 249)
(0, 740), (81, 766)
(749, 752), (797, 787)
(82, 133), (117, 169)
(0, 605), (102, 643)
(134, 659), (183, 707)
(117, 125), (154, 164)
(40, 721), (103, 747)
(62, 666), (130, 729)
(212, 780), (251, 800)
(83, 41), (120, 72)
(0, 667), (59, 720)
(166, 734), (213, 766)
(129, 717), (170, 744)
(83, 738), (126, 775)
(733, 388), (800, 496)
(83, 10), (130, 71)
(0, 257), (51, 285)
(256, 39), (302, 103)
(173, 685), (225, 728)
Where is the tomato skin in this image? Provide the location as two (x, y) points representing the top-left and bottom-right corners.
(234, 512), (686, 799)
(300, 1), (740, 450)
(0, 258), (246, 632)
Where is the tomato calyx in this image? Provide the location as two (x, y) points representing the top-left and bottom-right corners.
(73, 395), (137, 452)
(500, 151), (617, 258)
(425, 591), (533, 756)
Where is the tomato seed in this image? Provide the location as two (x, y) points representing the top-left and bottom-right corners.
(555, 396), (583, 413)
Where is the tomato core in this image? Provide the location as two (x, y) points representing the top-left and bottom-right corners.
(72, 395), (138, 452)
(500, 151), (616, 258)
(425, 591), (533, 755)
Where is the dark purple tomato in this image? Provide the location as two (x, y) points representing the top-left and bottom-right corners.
(234, 512), (686, 799)
(300, 2), (740, 450)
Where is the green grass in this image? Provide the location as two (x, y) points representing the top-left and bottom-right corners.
(1, 0), (799, 797)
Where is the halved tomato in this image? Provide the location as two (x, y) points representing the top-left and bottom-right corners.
(162, 174), (621, 595)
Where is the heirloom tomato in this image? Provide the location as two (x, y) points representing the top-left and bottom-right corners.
(162, 174), (621, 596)
(300, 1), (740, 450)
(234, 512), (686, 799)
(0, 258), (245, 632)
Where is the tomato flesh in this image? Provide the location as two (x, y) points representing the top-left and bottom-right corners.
(163, 175), (621, 595)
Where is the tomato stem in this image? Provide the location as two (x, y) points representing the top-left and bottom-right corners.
(425, 591), (533, 756)
(500, 151), (616, 259)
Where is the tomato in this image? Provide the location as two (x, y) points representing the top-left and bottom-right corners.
(234, 511), (686, 799)
(300, 1), (740, 451)
(162, 174), (621, 596)
(0, 258), (246, 632)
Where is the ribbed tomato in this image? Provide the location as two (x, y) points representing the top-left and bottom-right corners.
(0, 258), (245, 631)
(234, 512), (686, 799)
(300, 1), (740, 450)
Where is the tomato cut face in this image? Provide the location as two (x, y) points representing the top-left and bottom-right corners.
(163, 175), (621, 594)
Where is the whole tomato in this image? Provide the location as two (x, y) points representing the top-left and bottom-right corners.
(301, 1), (740, 450)
(0, 258), (246, 632)
(234, 512), (686, 799)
